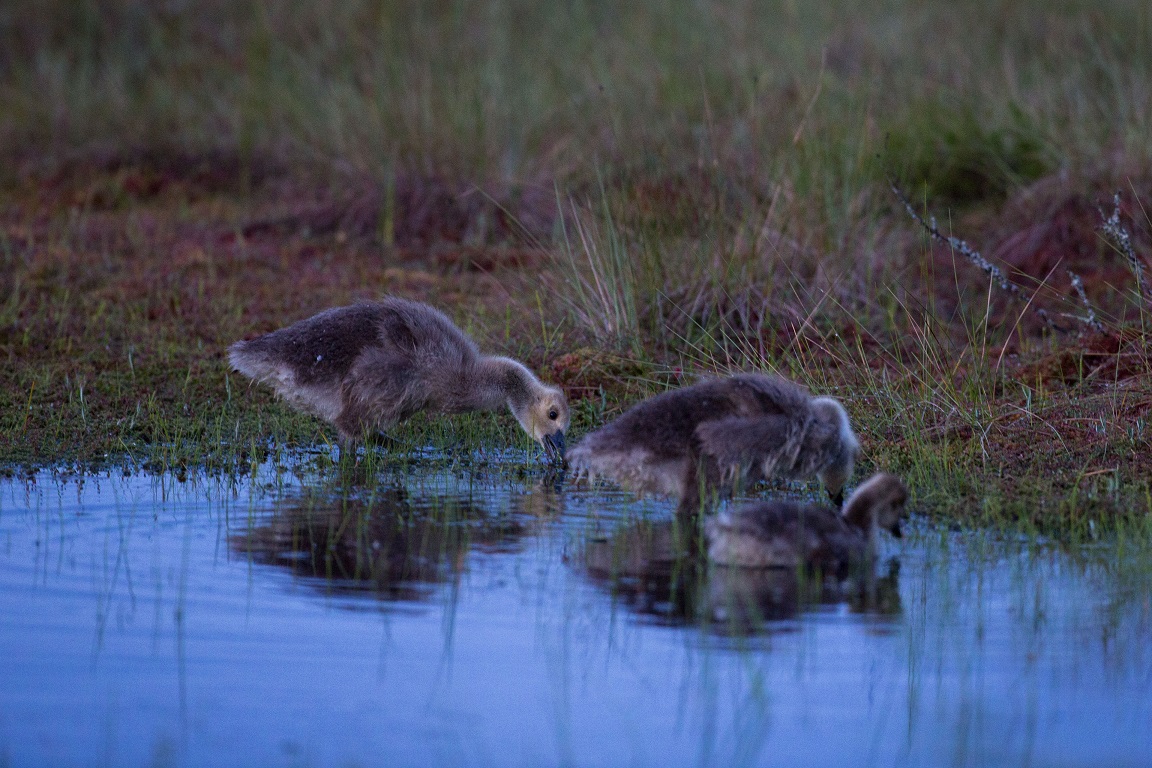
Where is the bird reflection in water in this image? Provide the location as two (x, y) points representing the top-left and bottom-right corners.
(231, 486), (526, 603)
(580, 518), (901, 635)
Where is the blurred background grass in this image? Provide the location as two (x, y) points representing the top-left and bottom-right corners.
(4, 0), (1149, 184)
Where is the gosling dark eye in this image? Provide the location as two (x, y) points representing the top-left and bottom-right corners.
(548, 410), (558, 420)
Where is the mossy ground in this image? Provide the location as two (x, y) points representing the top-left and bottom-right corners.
(2, 0), (1151, 536)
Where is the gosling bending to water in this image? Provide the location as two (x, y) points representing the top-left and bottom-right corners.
(704, 472), (908, 571)
(228, 298), (569, 460)
(568, 373), (860, 515)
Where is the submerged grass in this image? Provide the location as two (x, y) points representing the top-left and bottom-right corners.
(2, 0), (1152, 536)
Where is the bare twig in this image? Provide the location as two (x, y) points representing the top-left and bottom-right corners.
(1098, 192), (1149, 306)
(889, 181), (1109, 333)
(889, 184), (1124, 333)
(1067, 270), (1105, 333)
(890, 181), (1027, 299)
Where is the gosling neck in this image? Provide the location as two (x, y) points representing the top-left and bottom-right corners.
(840, 476), (891, 551)
(474, 355), (540, 412)
(841, 480), (883, 535)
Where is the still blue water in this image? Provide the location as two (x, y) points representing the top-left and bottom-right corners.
(1, 458), (1149, 767)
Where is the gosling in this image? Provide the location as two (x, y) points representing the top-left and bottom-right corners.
(704, 472), (908, 572)
(567, 373), (859, 515)
(228, 298), (569, 460)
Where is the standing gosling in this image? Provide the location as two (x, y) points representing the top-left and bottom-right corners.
(228, 298), (569, 460)
(568, 373), (859, 515)
(704, 473), (908, 571)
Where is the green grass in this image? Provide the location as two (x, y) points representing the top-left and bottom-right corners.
(2, 0), (1151, 536)
(5, 1), (1150, 182)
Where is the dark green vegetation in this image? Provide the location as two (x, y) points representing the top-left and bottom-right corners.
(2, 0), (1150, 533)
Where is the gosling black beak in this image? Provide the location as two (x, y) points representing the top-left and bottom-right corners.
(542, 431), (566, 465)
(890, 521), (903, 539)
(829, 488), (845, 507)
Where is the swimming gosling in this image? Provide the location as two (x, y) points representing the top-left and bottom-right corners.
(704, 472), (908, 571)
(228, 298), (569, 460)
(567, 373), (860, 515)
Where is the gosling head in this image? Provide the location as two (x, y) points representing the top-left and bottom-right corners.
(811, 396), (861, 506)
(511, 383), (570, 464)
(841, 473), (908, 539)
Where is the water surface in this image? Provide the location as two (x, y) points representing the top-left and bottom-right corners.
(1, 458), (1149, 767)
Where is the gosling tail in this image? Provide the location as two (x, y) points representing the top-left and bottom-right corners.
(228, 340), (278, 382)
